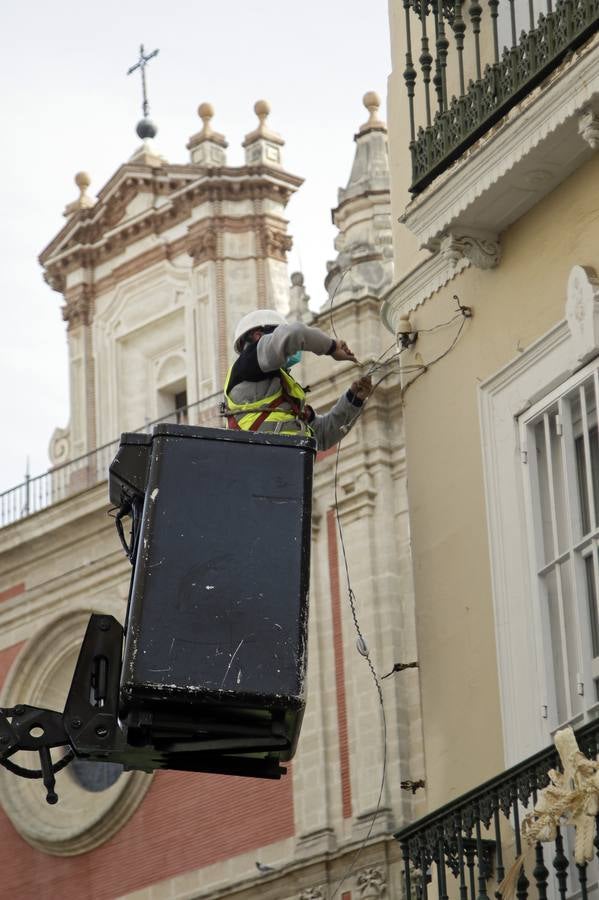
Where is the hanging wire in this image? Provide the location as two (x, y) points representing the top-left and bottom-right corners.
(329, 372), (393, 900)
(325, 296), (472, 896)
(327, 267), (353, 340)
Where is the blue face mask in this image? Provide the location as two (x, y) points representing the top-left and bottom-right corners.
(284, 350), (302, 369)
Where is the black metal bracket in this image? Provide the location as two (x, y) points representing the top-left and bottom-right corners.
(0, 612), (288, 804)
(0, 705), (72, 804)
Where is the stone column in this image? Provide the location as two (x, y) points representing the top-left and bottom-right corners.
(62, 283), (96, 458)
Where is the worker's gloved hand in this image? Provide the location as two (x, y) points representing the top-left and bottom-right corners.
(350, 375), (372, 400)
(331, 340), (357, 363)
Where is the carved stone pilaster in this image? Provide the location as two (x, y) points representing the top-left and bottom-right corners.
(440, 230), (501, 269)
(62, 284), (94, 331)
(356, 866), (387, 899)
(578, 109), (599, 149)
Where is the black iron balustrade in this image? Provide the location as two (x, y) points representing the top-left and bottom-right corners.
(396, 717), (599, 900)
(402, 0), (599, 193)
(0, 393), (223, 528)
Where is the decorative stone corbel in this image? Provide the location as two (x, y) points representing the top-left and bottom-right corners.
(565, 264), (599, 362)
(439, 230), (501, 270)
(299, 886), (326, 900)
(356, 866), (387, 898)
(578, 109), (599, 150)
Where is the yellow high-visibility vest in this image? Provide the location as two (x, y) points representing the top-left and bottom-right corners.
(224, 366), (314, 436)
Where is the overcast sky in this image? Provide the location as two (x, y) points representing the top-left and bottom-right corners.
(1, 1), (391, 492)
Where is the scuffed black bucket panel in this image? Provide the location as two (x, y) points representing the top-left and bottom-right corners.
(112, 425), (315, 758)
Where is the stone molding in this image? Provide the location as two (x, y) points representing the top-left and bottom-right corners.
(381, 252), (470, 334)
(0, 608), (152, 855)
(335, 482), (377, 525)
(62, 283), (94, 331)
(295, 826), (336, 858)
(40, 165), (302, 288)
(400, 33), (599, 252)
(186, 215), (293, 264)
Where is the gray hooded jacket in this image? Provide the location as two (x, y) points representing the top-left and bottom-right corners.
(226, 322), (362, 451)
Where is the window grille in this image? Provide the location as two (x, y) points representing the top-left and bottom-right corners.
(520, 359), (599, 729)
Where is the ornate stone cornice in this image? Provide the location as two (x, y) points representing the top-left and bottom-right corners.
(62, 284), (94, 331)
(40, 166), (303, 283)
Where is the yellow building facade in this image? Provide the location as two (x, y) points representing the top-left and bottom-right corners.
(384, 2), (599, 898)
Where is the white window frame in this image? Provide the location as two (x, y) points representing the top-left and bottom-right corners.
(518, 361), (599, 732)
(478, 265), (599, 767)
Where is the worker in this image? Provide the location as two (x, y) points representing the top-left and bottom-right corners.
(224, 309), (372, 450)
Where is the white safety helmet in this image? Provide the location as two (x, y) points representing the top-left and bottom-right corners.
(233, 309), (286, 354)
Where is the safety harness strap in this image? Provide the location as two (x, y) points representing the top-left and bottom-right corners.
(226, 393), (287, 431)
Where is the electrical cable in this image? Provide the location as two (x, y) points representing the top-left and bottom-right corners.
(328, 267), (352, 340)
(399, 316), (469, 391)
(328, 367), (399, 899)
(325, 294), (472, 895)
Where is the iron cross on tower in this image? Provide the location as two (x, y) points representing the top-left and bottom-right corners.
(127, 44), (159, 119)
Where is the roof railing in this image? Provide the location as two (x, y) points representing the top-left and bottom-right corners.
(0, 393), (223, 529)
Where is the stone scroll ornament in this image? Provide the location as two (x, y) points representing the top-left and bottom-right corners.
(498, 727), (599, 900)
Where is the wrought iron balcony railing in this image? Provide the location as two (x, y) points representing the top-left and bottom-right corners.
(396, 717), (599, 900)
(0, 394), (223, 529)
(403, 0), (599, 193)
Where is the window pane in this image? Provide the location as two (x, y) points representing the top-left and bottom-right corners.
(586, 553), (599, 659)
(543, 561), (582, 725)
(544, 567), (568, 725)
(534, 420), (554, 565)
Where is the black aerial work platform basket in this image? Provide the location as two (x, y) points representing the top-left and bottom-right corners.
(109, 423), (316, 773)
(0, 424), (316, 803)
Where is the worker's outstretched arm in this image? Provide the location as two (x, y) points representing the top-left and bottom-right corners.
(257, 322), (355, 372)
(311, 376), (372, 451)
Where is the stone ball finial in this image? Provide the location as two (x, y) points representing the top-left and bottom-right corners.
(74, 171), (91, 192)
(64, 171), (94, 217)
(291, 271), (304, 287)
(254, 99), (270, 125)
(363, 91), (381, 114)
(198, 102), (214, 123)
(198, 102), (214, 137)
(360, 91), (385, 132)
